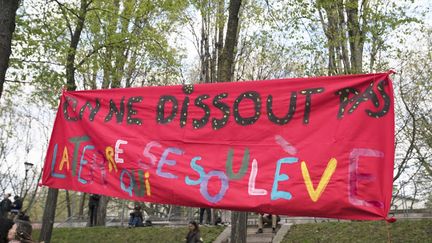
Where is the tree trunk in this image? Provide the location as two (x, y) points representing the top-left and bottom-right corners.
(318, 0), (366, 75)
(65, 190), (72, 218)
(346, 0), (365, 73)
(200, 15), (207, 83)
(336, 4), (350, 73)
(39, 188), (59, 243)
(40, 1), (90, 241)
(217, 0), (241, 82)
(0, 0), (20, 99)
(214, 0), (246, 241)
(230, 210), (247, 243)
(65, 0), (89, 90)
(96, 195), (108, 226)
(78, 192), (87, 220)
(325, 5), (338, 75)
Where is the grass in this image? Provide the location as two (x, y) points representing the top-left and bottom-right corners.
(32, 225), (224, 243)
(30, 219), (432, 242)
(281, 219), (432, 243)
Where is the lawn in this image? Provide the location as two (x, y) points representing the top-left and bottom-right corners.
(33, 225), (224, 243)
(281, 219), (432, 243)
(31, 219), (432, 242)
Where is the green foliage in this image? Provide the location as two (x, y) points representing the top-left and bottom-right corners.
(10, 0), (189, 109)
(282, 220), (432, 243)
(251, 0), (423, 75)
(32, 225), (224, 243)
(27, 189), (83, 222)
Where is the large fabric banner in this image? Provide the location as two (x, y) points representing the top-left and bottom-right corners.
(42, 72), (395, 220)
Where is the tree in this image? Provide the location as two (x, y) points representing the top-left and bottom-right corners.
(2, 0), (431, 237)
(189, 0), (246, 240)
(0, 0), (20, 99)
(39, 0), (91, 241)
(391, 28), (432, 204)
(209, 0), (246, 241)
(27, 0), (188, 239)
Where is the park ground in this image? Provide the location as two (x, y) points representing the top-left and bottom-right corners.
(32, 219), (432, 243)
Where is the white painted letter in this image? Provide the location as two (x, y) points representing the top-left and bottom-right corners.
(115, 139), (128, 163)
(248, 159), (267, 196)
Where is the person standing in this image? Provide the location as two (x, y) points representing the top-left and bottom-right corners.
(88, 194), (100, 227)
(10, 196), (22, 219)
(199, 208), (211, 225)
(185, 221), (203, 243)
(0, 194), (12, 218)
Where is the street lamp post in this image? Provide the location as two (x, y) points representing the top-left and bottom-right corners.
(22, 162), (34, 199)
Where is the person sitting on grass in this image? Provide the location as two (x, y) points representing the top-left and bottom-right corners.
(128, 205), (144, 227)
(256, 213), (278, 234)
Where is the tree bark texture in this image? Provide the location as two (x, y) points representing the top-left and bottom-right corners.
(65, 0), (90, 91)
(346, 0), (365, 73)
(0, 0), (20, 99)
(96, 195), (108, 226)
(40, 1), (90, 240)
(213, 0), (247, 241)
(65, 190), (72, 218)
(78, 192), (87, 220)
(230, 210), (248, 243)
(39, 188), (59, 243)
(318, 0), (366, 75)
(217, 0), (241, 82)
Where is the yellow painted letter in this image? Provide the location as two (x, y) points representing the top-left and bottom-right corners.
(301, 158), (337, 202)
(59, 146), (69, 171)
(105, 146), (118, 173)
(145, 172), (151, 196)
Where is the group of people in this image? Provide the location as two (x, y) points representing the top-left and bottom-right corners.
(0, 194), (33, 243)
(198, 208), (229, 226)
(188, 212), (277, 243)
(188, 208), (279, 242)
(0, 194), (23, 220)
(89, 195), (151, 228)
(0, 190), (277, 243)
(199, 207), (279, 233)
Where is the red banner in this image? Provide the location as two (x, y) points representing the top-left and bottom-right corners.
(42, 72), (395, 220)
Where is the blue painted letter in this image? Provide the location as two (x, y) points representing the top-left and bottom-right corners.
(78, 145), (94, 184)
(185, 156), (205, 185)
(120, 169), (134, 196)
(51, 144), (66, 179)
(157, 147), (183, 179)
(271, 157), (298, 200)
